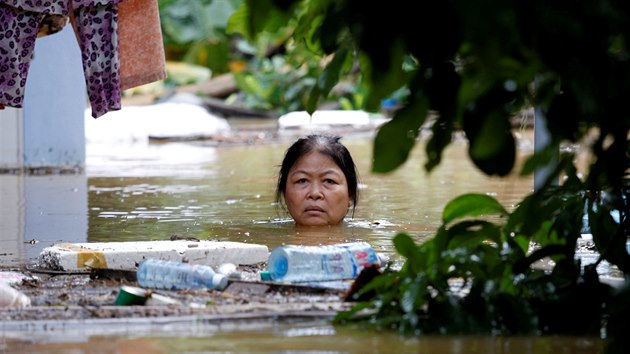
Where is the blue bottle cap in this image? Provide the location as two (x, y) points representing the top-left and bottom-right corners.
(268, 251), (288, 280)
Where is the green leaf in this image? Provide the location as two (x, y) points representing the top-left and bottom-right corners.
(446, 220), (503, 247)
(401, 276), (427, 314)
(393, 233), (421, 260)
(462, 85), (518, 176)
(513, 244), (567, 273)
(423, 62), (460, 173)
(226, 3), (251, 38)
(305, 86), (321, 114)
(442, 193), (508, 224)
(363, 41), (414, 112)
(245, 0), (273, 38)
(230, 0), (293, 40)
(317, 47), (349, 93)
(590, 206), (630, 272)
(372, 96), (429, 173)
(520, 143), (560, 176)
(468, 122), (516, 176)
(293, 5), (326, 53)
(511, 234), (531, 254)
(424, 116), (454, 172)
(305, 46), (350, 113)
(469, 112), (510, 159)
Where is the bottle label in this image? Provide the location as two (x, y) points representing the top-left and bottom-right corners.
(137, 259), (220, 290)
(267, 242), (379, 282)
(322, 248), (371, 277)
(322, 252), (351, 275)
(353, 250), (374, 267)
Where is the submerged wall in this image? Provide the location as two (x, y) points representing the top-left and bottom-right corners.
(0, 25), (88, 264)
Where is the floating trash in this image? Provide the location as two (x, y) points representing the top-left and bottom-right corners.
(0, 282), (31, 308)
(0, 271), (28, 286)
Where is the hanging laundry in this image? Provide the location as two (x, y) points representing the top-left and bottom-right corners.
(0, 0), (166, 118)
(0, 4), (44, 110)
(118, 0), (166, 90)
(38, 14), (69, 37)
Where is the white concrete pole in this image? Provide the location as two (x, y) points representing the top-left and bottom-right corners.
(0, 24), (87, 172)
(0, 108), (23, 171)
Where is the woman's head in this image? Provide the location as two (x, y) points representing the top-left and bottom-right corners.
(276, 134), (359, 226)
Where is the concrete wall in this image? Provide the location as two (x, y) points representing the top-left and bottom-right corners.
(0, 108), (22, 170)
(0, 25), (86, 172)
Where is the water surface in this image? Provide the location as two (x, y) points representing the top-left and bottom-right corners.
(2, 129), (535, 266)
(4, 320), (604, 354)
(25, 130), (535, 264)
(2, 127), (612, 353)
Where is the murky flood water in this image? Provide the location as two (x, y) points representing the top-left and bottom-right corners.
(1, 129), (535, 265)
(4, 320), (604, 354)
(1, 126), (607, 353)
(87, 130), (535, 259)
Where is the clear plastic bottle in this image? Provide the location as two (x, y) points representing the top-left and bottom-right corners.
(136, 259), (228, 291)
(266, 242), (380, 282)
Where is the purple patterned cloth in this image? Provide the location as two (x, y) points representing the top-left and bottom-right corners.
(7, 0), (69, 15)
(0, 0), (124, 118)
(0, 5), (41, 108)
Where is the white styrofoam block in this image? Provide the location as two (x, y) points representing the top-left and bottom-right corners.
(37, 240), (269, 271)
(278, 110), (371, 128)
(85, 102), (231, 144)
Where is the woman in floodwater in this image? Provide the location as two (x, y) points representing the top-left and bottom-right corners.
(275, 134), (360, 226)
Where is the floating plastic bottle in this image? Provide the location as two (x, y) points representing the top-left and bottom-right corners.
(266, 242), (380, 283)
(136, 259), (228, 291)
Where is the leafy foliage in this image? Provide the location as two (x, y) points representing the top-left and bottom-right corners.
(159, 0), (242, 75)
(228, 0), (630, 350)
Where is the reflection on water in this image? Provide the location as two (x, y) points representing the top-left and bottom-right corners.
(0, 174), (87, 264)
(4, 320), (604, 354)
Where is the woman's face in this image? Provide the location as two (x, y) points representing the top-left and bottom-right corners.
(284, 151), (351, 226)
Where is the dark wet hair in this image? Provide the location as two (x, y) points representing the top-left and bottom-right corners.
(275, 134), (360, 217)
